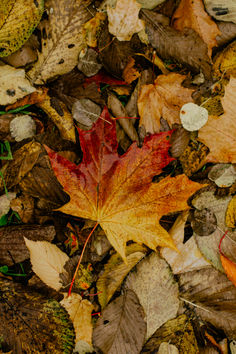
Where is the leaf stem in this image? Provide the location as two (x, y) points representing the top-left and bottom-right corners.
(218, 230), (228, 256)
(68, 222), (99, 296)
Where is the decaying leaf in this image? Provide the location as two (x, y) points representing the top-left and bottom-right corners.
(161, 211), (209, 274)
(180, 103), (208, 131)
(220, 253), (236, 287)
(198, 76), (236, 163)
(191, 190), (236, 271)
(170, 127), (190, 158)
(61, 293), (94, 345)
(141, 9), (212, 79)
(125, 252), (179, 339)
(138, 73), (194, 133)
(204, 0), (236, 24)
(179, 266), (236, 339)
(179, 141), (209, 176)
(72, 98), (101, 130)
(142, 314), (198, 353)
(46, 112), (204, 261)
(0, 278), (75, 353)
(0, 65), (35, 105)
(107, 0), (145, 41)
(6, 87), (48, 112)
(0, 224), (55, 266)
(191, 208), (217, 236)
(0, 0), (44, 57)
(226, 195), (236, 228)
(24, 238), (69, 291)
(97, 243), (147, 308)
(10, 194), (34, 223)
(83, 12), (107, 48)
(208, 164), (236, 188)
(213, 40), (236, 79)
(37, 95), (76, 142)
(172, 0), (220, 57)
(123, 57), (141, 84)
(77, 48), (102, 77)
(10, 115), (36, 142)
(93, 289), (146, 354)
(28, 0), (92, 84)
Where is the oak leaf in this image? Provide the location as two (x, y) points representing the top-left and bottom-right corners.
(198, 76), (236, 163)
(172, 0), (220, 58)
(46, 107), (203, 260)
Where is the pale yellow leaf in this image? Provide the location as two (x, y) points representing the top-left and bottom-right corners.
(158, 342), (179, 354)
(61, 293), (94, 345)
(24, 238), (69, 291)
(180, 103), (208, 131)
(107, 0), (145, 41)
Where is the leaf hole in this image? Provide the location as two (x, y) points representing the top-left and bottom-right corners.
(103, 320), (109, 325)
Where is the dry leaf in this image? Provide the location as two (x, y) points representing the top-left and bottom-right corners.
(38, 95), (76, 143)
(208, 164), (236, 188)
(161, 211), (209, 274)
(0, 0), (43, 57)
(226, 195), (236, 228)
(180, 103), (208, 131)
(204, 0), (236, 24)
(158, 342), (179, 354)
(172, 0), (221, 57)
(170, 127), (190, 158)
(6, 87), (48, 112)
(198, 76), (236, 163)
(0, 278), (75, 353)
(28, 0), (92, 84)
(97, 243), (147, 308)
(83, 12), (106, 47)
(72, 98), (101, 130)
(138, 73), (194, 133)
(220, 254), (236, 287)
(179, 266), (236, 339)
(107, 0), (145, 41)
(93, 289), (146, 353)
(61, 293), (94, 345)
(24, 238), (69, 291)
(216, 21), (236, 47)
(142, 314), (198, 353)
(213, 40), (236, 79)
(0, 65), (35, 105)
(46, 111), (204, 261)
(123, 57), (141, 84)
(77, 48), (102, 77)
(10, 194), (34, 223)
(125, 252), (179, 339)
(179, 141), (209, 176)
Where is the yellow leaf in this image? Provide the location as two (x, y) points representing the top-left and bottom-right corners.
(213, 40), (236, 79)
(0, 0), (15, 29)
(83, 12), (106, 47)
(107, 0), (145, 41)
(226, 195), (236, 228)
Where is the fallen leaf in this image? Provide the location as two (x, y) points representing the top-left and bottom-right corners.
(3, 38), (38, 68)
(0, 0), (15, 29)
(208, 164), (236, 188)
(138, 73), (194, 133)
(216, 21), (236, 47)
(172, 0), (220, 57)
(6, 87), (48, 112)
(180, 103), (208, 131)
(77, 48), (102, 77)
(191, 189), (236, 271)
(161, 211), (209, 274)
(179, 141), (209, 176)
(125, 252), (179, 339)
(10, 194), (34, 223)
(213, 40), (236, 79)
(83, 12), (106, 47)
(97, 243), (147, 308)
(0, 0), (44, 57)
(226, 195), (236, 228)
(158, 342), (179, 354)
(28, 0), (92, 84)
(0, 278), (75, 353)
(142, 314), (198, 353)
(0, 65), (35, 105)
(72, 98), (101, 130)
(10, 115), (36, 142)
(191, 208), (217, 236)
(0, 224), (55, 266)
(198, 76), (236, 163)
(230, 340), (236, 353)
(38, 95), (76, 143)
(107, 0), (145, 41)
(123, 57), (141, 84)
(93, 289), (146, 353)
(46, 111), (204, 260)
(141, 9), (212, 79)
(204, 0), (236, 24)
(61, 293), (94, 345)
(220, 254), (236, 287)
(179, 266), (236, 339)
(170, 127), (190, 158)
(24, 238), (69, 291)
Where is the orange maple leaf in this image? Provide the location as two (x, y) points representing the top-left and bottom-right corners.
(46, 107), (204, 260)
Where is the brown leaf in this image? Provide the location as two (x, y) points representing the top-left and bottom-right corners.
(179, 266), (236, 339)
(72, 98), (101, 130)
(216, 21), (236, 47)
(179, 141), (209, 176)
(172, 0), (221, 57)
(77, 48), (102, 77)
(83, 11), (107, 47)
(141, 9), (212, 78)
(170, 126), (190, 158)
(6, 87), (48, 112)
(0, 224), (55, 266)
(123, 57), (141, 84)
(93, 289), (146, 354)
(10, 194), (34, 223)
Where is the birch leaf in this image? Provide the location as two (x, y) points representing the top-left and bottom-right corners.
(28, 0), (92, 84)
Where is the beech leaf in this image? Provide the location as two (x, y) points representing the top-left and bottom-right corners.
(125, 252), (179, 339)
(46, 107), (204, 261)
(24, 238), (69, 291)
(93, 289), (146, 354)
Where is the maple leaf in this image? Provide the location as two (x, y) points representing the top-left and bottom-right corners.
(46, 107), (203, 260)
(198, 76), (236, 163)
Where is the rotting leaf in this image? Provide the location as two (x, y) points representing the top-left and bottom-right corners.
(204, 0), (236, 24)
(0, 278), (75, 353)
(0, 0), (44, 57)
(191, 208), (217, 236)
(97, 243), (147, 308)
(213, 40), (236, 79)
(208, 164), (236, 188)
(28, 0), (92, 84)
(46, 110), (204, 261)
(226, 195), (236, 228)
(125, 252), (179, 339)
(93, 289), (146, 354)
(179, 141), (209, 176)
(77, 48), (102, 77)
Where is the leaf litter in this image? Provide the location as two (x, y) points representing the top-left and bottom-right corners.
(0, 0), (236, 352)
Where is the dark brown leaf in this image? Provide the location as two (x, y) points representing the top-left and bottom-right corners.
(0, 224), (55, 266)
(191, 208), (217, 236)
(93, 289), (146, 354)
(216, 21), (236, 47)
